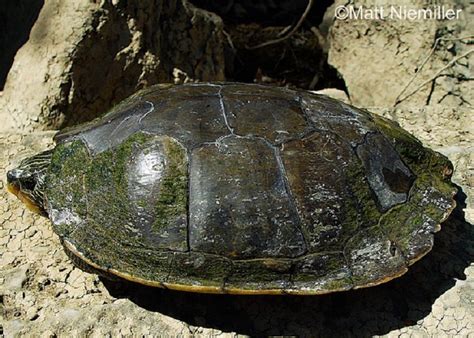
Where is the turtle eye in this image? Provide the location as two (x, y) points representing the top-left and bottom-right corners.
(20, 177), (37, 191)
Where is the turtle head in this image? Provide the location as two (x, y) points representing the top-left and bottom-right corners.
(6, 149), (53, 216)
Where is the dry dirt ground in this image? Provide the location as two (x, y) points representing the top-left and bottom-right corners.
(0, 102), (472, 336)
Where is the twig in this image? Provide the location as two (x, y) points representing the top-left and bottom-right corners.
(245, 0), (314, 50)
(222, 29), (236, 52)
(394, 35), (474, 105)
(309, 73), (319, 89)
(277, 25), (293, 37)
(396, 48), (473, 104)
(311, 26), (327, 52)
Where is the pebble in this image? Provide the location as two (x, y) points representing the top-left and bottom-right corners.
(3, 265), (29, 291)
(26, 306), (40, 321)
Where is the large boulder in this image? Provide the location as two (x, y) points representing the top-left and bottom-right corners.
(0, 0), (225, 132)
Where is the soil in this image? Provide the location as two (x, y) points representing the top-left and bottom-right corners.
(0, 0), (472, 336)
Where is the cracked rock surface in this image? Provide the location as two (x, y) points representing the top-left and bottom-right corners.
(1, 98), (472, 335)
(329, 0), (472, 108)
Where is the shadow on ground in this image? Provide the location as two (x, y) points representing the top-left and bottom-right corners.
(102, 187), (473, 336)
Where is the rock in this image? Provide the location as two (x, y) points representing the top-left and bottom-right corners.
(312, 88), (350, 104)
(0, 0), (225, 132)
(25, 306), (40, 321)
(1, 266), (29, 292)
(327, 0), (472, 107)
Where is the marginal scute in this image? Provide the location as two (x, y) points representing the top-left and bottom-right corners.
(345, 226), (407, 288)
(290, 252), (353, 292)
(225, 258), (293, 291)
(167, 252), (232, 288)
(189, 135), (307, 258)
(102, 246), (172, 284)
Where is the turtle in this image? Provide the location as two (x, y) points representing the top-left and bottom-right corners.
(7, 83), (457, 295)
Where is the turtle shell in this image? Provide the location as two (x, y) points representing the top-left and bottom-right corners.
(45, 83), (456, 294)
